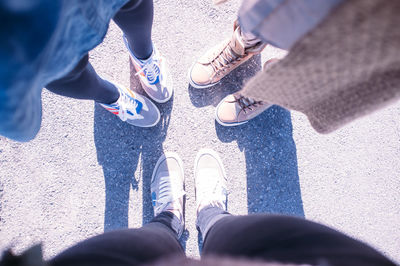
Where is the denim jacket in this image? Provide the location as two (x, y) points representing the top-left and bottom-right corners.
(0, 0), (128, 141)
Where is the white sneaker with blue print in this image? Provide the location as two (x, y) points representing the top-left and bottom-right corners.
(123, 36), (173, 103)
(100, 83), (160, 127)
(151, 152), (185, 225)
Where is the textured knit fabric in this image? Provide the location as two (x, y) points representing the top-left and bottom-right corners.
(0, 0), (128, 142)
(240, 0), (400, 133)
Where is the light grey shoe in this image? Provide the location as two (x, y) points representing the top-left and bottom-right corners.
(100, 83), (160, 127)
(151, 152), (185, 223)
(194, 149), (227, 213)
(124, 36), (173, 103)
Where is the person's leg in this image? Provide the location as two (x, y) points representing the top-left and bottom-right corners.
(196, 206), (230, 240)
(151, 152), (186, 238)
(113, 0), (154, 60)
(49, 212), (184, 266)
(193, 149), (394, 265)
(46, 54), (161, 127)
(202, 214), (395, 266)
(113, 0), (173, 103)
(50, 152), (187, 266)
(194, 149), (231, 239)
(46, 55), (119, 104)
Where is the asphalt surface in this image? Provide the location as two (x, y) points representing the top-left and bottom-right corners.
(1, 0), (399, 263)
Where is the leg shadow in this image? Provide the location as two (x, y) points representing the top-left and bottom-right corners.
(94, 105), (141, 231)
(216, 106), (304, 217)
(93, 60), (173, 232)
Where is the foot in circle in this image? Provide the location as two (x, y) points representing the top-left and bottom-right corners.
(124, 36), (173, 103)
(194, 149), (227, 214)
(189, 21), (266, 89)
(151, 152), (185, 236)
(215, 59), (279, 126)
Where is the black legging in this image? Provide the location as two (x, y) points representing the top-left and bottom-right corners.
(46, 0), (153, 105)
(49, 214), (395, 266)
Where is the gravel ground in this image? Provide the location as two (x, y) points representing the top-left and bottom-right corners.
(1, 0), (399, 263)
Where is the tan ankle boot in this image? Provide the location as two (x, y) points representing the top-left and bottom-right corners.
(189, 21), (266, 89)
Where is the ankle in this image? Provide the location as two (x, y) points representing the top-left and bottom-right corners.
(197, 200), (225, 215)
(237, 25), (262, 48)
(164, 198), (184, 222)
(166, 209), (183, 222)
(133, 47), (153, 61)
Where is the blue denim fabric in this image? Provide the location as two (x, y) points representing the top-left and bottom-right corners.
(0, 0), (128, 142)
(238, 0), (345, 49)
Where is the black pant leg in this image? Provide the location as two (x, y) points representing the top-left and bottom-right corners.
(46, 55), (120, 104)
(202, 214), (395, 266)
(49, 222), (184, 266)
(113, 0), (154, 60)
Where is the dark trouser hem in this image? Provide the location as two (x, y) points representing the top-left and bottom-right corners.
(49, 212), (184, 266)
(151, 211), (184, 239)
(196, 206), (231, 240)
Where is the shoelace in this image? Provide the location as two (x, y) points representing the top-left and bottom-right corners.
(229, 94), (263, 113)
(135, 58), (161, 84)
(197, 189), (226, 206)
(154, 175), (185, 215)
(196, 169), (227, 207)
(117, 92), (140, 121)
(210, 44), (244, 74)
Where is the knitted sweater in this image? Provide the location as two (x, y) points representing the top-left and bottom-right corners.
(241, 0), (400, 133)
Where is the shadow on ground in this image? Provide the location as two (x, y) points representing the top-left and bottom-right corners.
(192, 55), (304, 252)
(93, 61), (168, 228)
(199, 108), (304, 252)
(216, 106), (304, 217)
(189, 53), (304, 215)
(93, 60), (189, 248)
(93, 100), (172, 228)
